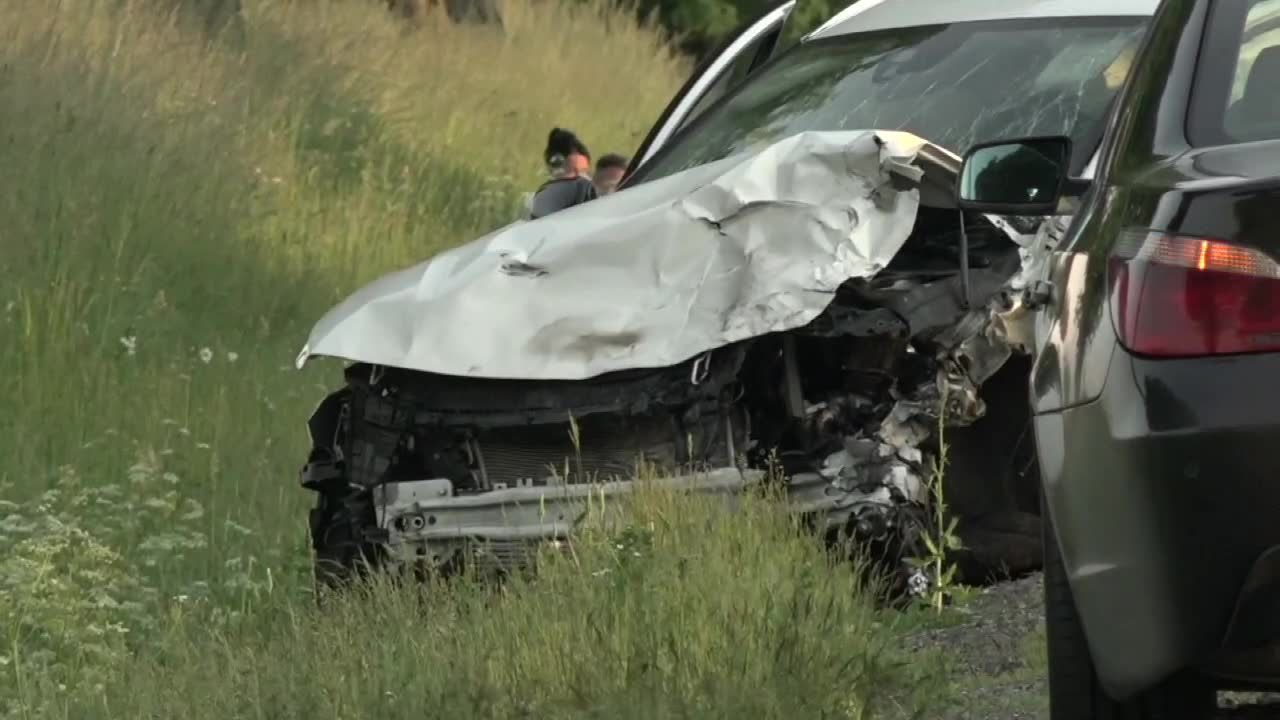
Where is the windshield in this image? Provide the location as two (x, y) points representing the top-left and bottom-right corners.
(632, 17), (1147, 183)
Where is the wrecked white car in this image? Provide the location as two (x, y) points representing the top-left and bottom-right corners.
(295, 0), (1153, 590)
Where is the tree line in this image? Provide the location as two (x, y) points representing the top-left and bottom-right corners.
(156, 0), (838, 60)
(387, 0), (837, 56)
(622, 0), (837, 57)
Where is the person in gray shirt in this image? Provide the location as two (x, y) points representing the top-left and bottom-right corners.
(527, 128), (598, 220)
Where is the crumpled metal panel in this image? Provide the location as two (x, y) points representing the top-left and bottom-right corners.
(296, 131), (941, 381)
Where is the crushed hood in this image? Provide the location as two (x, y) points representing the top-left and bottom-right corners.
(297, 130), (967, 381)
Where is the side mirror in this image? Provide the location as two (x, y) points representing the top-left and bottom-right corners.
(957, 136), (1073, 215)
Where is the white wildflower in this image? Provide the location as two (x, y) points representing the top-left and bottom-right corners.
(161, 419), (178, 426)
(224, 520), (253, 536)
(0, 655), (9, 666)
(178, 427), (191, 437)
(198, 347), (213, 364)
(0, 515), (38, 534)
(196, 442), (211, 450)
(119, 335), (137, 356)
(226, 351), (239, 363)
(907, 569), (931, 597)
(138, 535), (176, 554)
(78, 568), (108, 583)
(28, 650), (55, 665)
(162, 472), (180, 485)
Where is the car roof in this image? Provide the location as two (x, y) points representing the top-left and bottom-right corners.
(807, 0), (1159, 39)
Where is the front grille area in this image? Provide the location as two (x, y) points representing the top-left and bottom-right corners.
(479, 434), (656, 484)
(478, 407), (742, 484)
(339, 358), (749, 491)
(476, 410), (707, 485)
(468, 539), (546, 574)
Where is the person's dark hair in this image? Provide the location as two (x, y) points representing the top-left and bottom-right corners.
(596, 153), (628, 172)
(544, 127), (590, 167)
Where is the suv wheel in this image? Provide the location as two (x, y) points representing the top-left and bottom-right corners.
(1043, 500), (1215, 719)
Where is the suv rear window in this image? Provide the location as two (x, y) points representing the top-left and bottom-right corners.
(1190, 0), (1280, 144)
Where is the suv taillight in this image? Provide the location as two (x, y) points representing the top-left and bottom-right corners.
(1109, 231), (1280, 357)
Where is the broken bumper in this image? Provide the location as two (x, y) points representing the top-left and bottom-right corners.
(370, 468), (883, 564)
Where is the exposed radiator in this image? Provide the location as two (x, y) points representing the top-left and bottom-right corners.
(475, 408), (738, 487)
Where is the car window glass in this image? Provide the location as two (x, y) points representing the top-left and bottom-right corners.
(684, 42), (765, 126)
(1231, 0), (1280, 100)
(630, 18), (1147, 184)
(1224, 0), (1280, 141)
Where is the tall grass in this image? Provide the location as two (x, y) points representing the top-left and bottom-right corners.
(0, 0), (944, 715)
(27, 488), (941, 718)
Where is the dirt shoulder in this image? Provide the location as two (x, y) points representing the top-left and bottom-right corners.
(902, 573), (1049, 720)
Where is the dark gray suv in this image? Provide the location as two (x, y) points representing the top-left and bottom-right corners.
(958, 0), (1280, 716)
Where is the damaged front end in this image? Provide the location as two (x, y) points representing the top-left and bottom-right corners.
(296, 130), (1048, 593)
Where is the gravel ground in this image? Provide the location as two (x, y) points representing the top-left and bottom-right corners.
(904, 573), (1049, 719)
(902, 573), (1280, 719)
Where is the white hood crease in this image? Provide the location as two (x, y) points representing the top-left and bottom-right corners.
(297, 130), (963, 382)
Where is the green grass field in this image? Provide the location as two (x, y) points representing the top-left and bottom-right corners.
(0, 1), (955, 716)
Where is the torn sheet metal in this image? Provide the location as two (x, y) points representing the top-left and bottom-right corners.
(814, 357), (984, 545)
(296, 131), (947, 381)
(820, 433), (926, 543)
(810, 288), (1025, 561)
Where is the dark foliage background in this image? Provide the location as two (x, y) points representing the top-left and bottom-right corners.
(626, 0), (837, 57)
